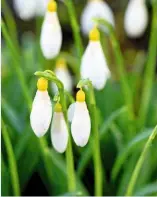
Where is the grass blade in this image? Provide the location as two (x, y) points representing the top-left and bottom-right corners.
(125, 125), (157, 196)
(1, 119), (20, 196)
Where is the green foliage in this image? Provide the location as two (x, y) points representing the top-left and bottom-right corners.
(1, 0), (157, 196)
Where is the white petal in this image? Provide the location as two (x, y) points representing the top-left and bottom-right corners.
(30, 90), (52, 137)
(81, 41), (110, 90)
(51, 67), (73, 93)
(51, 112), (68, 153)
(124, 0), (148, 38)
(68, 103), (76, 122)
(71, 102), (91, 147)
(40, 12), (62, 59)
(14, 0), (36, 20)
(35, 0), (49, 16)
(81, 0), (115, 35)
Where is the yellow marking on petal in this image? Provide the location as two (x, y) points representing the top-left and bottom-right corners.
(89, 26), (100, 41)
(54, 103), (62, 112)
(37, 78), (48, 91)
(56, 58), (67, 69)
(76, 89), (85, 102)
(47, 0), (57, 12)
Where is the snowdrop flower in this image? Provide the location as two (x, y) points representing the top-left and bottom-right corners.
(80, 26), (110, 90)
(13, 0), (36, 20)
(40, 0), (62, 59)
(36, 0), (49, 16)
(81, 0), (115, 35)
(124, 0), (148, 38)
(71, 89), (91, 147)
(51, 58), (73, 93)
(51, 103), (68, 153)
(30, 78), (52, 137)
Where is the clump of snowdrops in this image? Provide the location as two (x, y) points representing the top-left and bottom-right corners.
(1, 0), (157, 196)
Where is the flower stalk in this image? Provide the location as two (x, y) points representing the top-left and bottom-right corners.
(65, 0), (84, 65)
(35, 70), (76, 192)
(138, 1), (157, 130)
(77, 79), (103, 196)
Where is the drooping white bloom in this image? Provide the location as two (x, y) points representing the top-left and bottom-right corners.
(30, 78), (52, 137)
(40, 0), (62, 59)
(13, 0), (36, 20)
(51, 103), (68, 153)
(81, 27), (110, 90)
(36, 0), (49, 16)
(124, 0), (148, 38)
(81, 0), (115, 35)
(51, 59), (73, 93)
(71, 90), (91, 147)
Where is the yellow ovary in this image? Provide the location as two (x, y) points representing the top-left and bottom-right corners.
(76, 89), (85, 102)
(89, 26), (100, 41)
(37, 78), (48, 91)
(47, 0), (57, 12)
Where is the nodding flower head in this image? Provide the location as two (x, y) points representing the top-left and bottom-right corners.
(37, 77), (48, 91)
(89, 26), (100, 41)
(76, 89), (85, 102)
(47, 0), (57, 12)
(30, 77), (52, 138)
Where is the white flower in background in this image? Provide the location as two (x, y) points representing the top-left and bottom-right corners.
(40, 0), (62, 59)
(51, 103), (68, 153)
(14, 0), (36, 20)
(71, 89), (91, 147)
(36, 0), (49, 16)
(124, 0), (148, 38)
(81, 26), (110, 90)
(30, 78), (52, 137)
(81, 0), (115, 35)
(51, 58), (73, 93)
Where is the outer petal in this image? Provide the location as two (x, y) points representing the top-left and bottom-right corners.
(81, 41), (110, 90)
(124, 0), (148, 38)
(71, 102), (91, 147)
(51, 112), (68, 153)
(81, 0), (115, 35)
(14, 0), (36, 20)
(68, 103), (76, 122)
(51, 68), (73, 93)
(30, 90), (52, 137)
(40, 12), (62, 59)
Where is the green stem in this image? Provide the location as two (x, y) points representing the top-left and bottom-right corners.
(2, 120), (20, 196)
(125, 125), (157, 196)
(138, 2), (157, 130)
(59, 88), (76, 192)
(65, 0), (84, 65)
(1, 0), (19, 51)
(96, 19), (135, 133)
(89, 86), (103, 196)
(1, 21), (32, 109)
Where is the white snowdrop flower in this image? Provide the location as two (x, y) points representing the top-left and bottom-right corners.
(51, 58), (73, 93)
(81, 27), (110, 90)
(51, 103), (68, 153)
(81, 0), (115, 35)
(71, 90), (91, 147)
(30, 78), (52, 137)
(124, 0), (148, 38)
(13, 0), (36, 20)
(40, 0), (62, 59)
(68, 102), (75, 122)
(36, 0), (49, 16)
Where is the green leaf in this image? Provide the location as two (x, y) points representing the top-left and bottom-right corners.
(134, 181), (157, 196)
(77, 106), (127, 177)
(1, 155), (10, 196)
(112, 128), (153, 181)
(38, 148), (89, 195)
